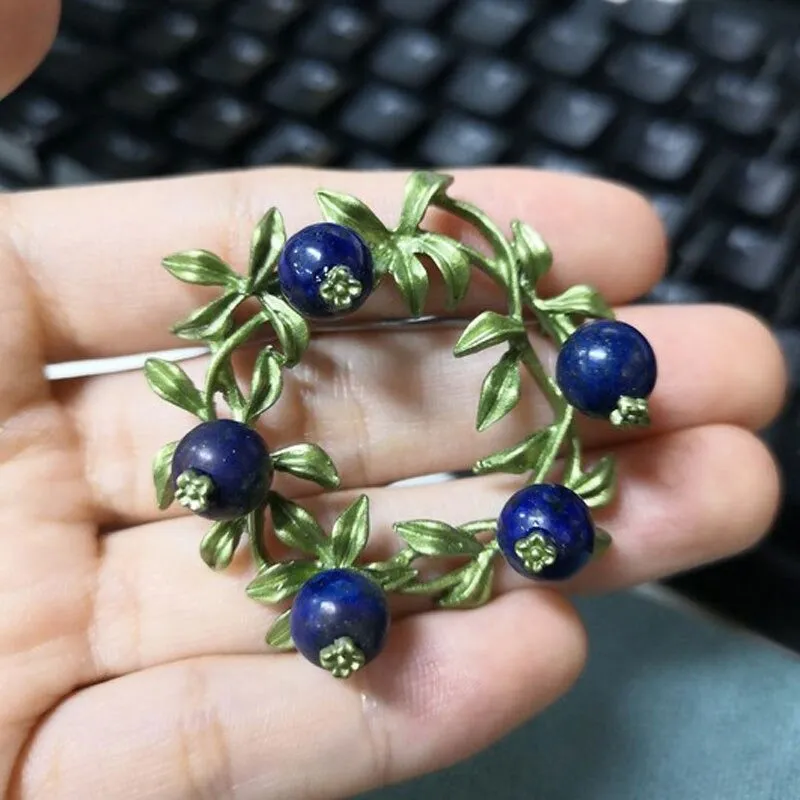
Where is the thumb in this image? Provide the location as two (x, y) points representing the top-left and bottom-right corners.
(0, 0), (60, 99)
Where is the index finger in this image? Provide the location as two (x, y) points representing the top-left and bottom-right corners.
(2, 167), (667, 362)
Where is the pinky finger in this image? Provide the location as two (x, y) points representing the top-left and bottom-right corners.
(13, 591), (585, 800)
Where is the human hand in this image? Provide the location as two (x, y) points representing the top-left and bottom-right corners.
(0, 4), (787, 799)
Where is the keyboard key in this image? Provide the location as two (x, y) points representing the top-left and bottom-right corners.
(172, 0), (227, 8)
(646, 279), (709, 304)
(704, 73), (781, 136)
(38, 33), (121, 93)
(247, 122), (337, 166)
(721, 157), (797, 218)
(615, 0), (687, 36)
(785, 37), (800, 85)
(529, 13), (608, 78)
(689, 7), (767, 63)
(61, 0), (141, 37)
(131, 10), (204, 61)
(776, 329), (800, 390)
(172, 96), (262, 151)
(107, 68), (187, 122)
(379, 0), (450, 23)
(532, 86), (616, 150)
(710, 226), (788, 292)
(340, 84), (425, 146)
(299, 5), (375, 61)
(606, 43), (696, 104)
(521, 147), (596, 175)
(616, 118), (704, 182)
(347, 151), (394, 170)
(371, 29), (450, 89)
(51, 126), (169, 184)
(193, 34), (274, 87)
(230, 0), (306, 35)
(447, 57), (529, 117)
(649, 193), (689, 240)
(450, 0), (535, 48)
(420, 113), (508, 166)
(266, 60), (346, 115)
(0, 93), (74, 181)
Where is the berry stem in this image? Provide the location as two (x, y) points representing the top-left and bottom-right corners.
(532, 405), (575, 485)
(399, 562), (473, 595)
(247, 507), (270, 571)
(203, 311), (269, 419)
(433, 194), (523, 321)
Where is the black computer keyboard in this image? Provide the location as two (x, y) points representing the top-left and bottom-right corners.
(2, 0), (800, 645)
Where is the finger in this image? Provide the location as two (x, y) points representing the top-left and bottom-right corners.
(87, 424), (776, 679)
(6, 168), (666, 362)
(16, 592), (585, 800)
(0, 0), (59, 98)
(59, 304), (786, 527)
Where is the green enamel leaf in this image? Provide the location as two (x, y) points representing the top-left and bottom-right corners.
(330, 495), (370, 567)
(394, 519), (484, 558)
(540, 285), (614, 320)
(511, 220), (552, 285)
(385, 245), (429, 318)
(265, 609), (295, 650)
(411, 232), (471, 309)
(249, 208), (286, 293)
(152, 440), (178, 510)
(272, 443), (340, 490)
(315, 188), (391, 248)
(245, 347), (284, 422)
(246, 560), (320, 604)
(397, 171), (454, 232)
(362, 562), (419, 591)
(476, 350), (522, 432)
(268, 492), (328, 556)
(438, 551), (495, 609)
(171, 292), (245, 341)
(453, 311), (525, 358)
(473, 426), (555, 475)
(144, 358), (206, 418)
(162, 250), (242, 289)
(200, 518), (247, 571)
(571, 456), (617, 508)
(258, 293), (310, 367)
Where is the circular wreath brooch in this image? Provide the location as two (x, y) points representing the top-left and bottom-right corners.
(146, 171), (657, 680)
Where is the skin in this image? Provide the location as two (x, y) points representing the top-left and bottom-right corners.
(0, 3), (788, 798)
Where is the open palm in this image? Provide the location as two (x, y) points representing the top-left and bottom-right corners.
(0, 165), (785, 799)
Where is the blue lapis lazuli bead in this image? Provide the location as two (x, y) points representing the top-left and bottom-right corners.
(278, 222), (374, 318)
(171, 419), (273, 521)
(290, 569), (389, 666)
(497, 483), (595, 580)
(555, 319), (657, 418)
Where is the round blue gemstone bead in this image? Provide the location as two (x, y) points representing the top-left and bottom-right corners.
(278, 222), (374, 318)
(171, 419), (273, 521)
(496, 483), (595, 580)
(555, 320), (657, 418)
(290, 568), (389, 668)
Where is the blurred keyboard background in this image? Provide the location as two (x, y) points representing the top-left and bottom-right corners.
(2, 0), (799, 648)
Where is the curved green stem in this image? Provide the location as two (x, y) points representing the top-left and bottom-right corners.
(203, 311), (268, 418)
(399, 562), (472, 596)
(434, 195), (523, 320)
(518, 342), (563, 412)
(532, 405), (575, 485)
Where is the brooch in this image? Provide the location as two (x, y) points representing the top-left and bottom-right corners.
(146, 171), (657, 679)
